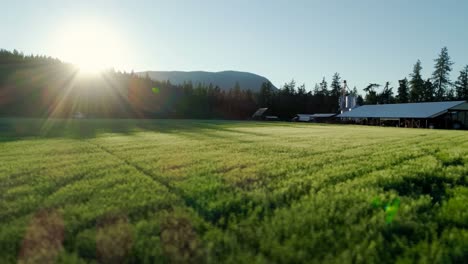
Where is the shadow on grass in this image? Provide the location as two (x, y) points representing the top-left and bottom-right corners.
(0, 118), (269, 142)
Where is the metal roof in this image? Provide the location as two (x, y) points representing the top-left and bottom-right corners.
(311, 113), (336, 118)
(252, 108), (268, 118)
(451, 102), (468, 111)
(296, 113), (336, 118)
(338, 101), (466, 119)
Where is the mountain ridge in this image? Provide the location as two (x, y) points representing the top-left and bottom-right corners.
(137, 70), (276, 91)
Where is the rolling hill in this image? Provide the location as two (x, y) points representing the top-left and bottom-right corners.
(138, 70), (276, 91)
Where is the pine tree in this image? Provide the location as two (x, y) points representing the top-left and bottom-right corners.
(455, 65), (468, 100)
(409, 60), (424, 102)
(378, 82), (394, 104)
(259, 81), (274, 107)
(432, 47), (454, 101)
(351, 86), (359, 96)
(313, 83), (320, 95)
(330, 73), (341, 97)
(422, 79), (435, 102)
(281, 80), (296, 95)
(297, 84), (306, 96)
(396, 78), (409, 103)
(319, 77), (329, 96)
(446, 88), (456, 101)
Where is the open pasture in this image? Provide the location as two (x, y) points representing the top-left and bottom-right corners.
(0, 119), (467, 263)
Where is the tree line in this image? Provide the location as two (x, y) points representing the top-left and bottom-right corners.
(0, 49), (340, 120)
(1, 47), (467, 120)
(362, 47), (468, 104)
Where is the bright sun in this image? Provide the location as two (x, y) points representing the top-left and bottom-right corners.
(54, 21), (127, 74)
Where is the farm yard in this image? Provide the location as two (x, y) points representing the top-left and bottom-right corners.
(0, 118), (467, 263)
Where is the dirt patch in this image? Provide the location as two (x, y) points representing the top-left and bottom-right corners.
(96, 214), (134, 264)
(19, 209), (64, 264)
(160, 215), (204, 263)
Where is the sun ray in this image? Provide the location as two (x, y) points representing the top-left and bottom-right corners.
(52, 20), (128, 75)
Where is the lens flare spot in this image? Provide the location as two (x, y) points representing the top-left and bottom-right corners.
(152, 87), (160, 94)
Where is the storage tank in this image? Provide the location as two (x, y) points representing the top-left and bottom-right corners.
(346, 95), (357, 109)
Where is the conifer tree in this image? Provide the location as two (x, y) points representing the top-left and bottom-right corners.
(319, 77), (329, 96)
(409, 60), (424, 102)
(432, 47), (454, 101)
(350, 86), (359, 96)
(422, 79), (435, 102)
(313, 83), (320, 95)
(330, 73), (341, 97)
(455, 65), (468, 100)
(378, 82), (394, 104)
(396, 78), (409, 103)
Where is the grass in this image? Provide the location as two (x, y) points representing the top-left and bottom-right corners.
(0, 118), (467, 263)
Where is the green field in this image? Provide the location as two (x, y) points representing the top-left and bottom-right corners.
(1, 119), (467, 263)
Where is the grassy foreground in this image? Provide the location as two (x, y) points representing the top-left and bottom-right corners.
(0, 118), (467, 263)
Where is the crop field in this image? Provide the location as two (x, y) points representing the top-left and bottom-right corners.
(0, 118), (467, 263)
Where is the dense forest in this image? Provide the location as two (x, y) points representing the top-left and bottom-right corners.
(0, 47), (467, 120)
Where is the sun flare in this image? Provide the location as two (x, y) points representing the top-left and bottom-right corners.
(53, 20), (128, 74)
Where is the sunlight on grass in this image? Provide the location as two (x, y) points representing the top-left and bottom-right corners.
(0, 119), (467, 263)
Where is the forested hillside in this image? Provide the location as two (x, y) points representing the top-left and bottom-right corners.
(138, 71), (276, 92)
(1, 47), (467, 119)
(0, 49), (338, 119)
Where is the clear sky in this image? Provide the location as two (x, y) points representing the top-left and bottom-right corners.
(2, 0), (468, 92)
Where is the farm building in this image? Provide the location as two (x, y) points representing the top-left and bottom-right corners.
(251, 108), (279, 121)
(293, 114), (314, 122)
(338, 101), (468, 129)
(310, 113), (337, 123)
(292, 113), (337, 122)
(251, 108), (269, 120)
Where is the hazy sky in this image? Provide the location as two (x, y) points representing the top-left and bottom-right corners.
(2, 0), (468, 92)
